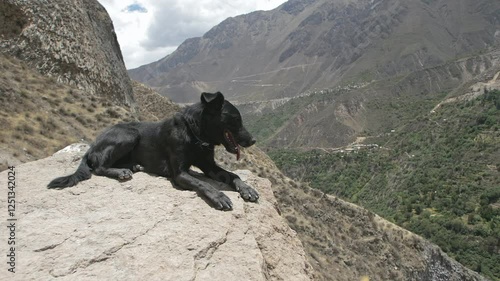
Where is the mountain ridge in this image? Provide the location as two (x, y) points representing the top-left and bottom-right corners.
(239, 47), (500, 149)
(129, 0), (500, 103)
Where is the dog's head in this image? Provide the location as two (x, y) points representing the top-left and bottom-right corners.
(199, 92), (255, 160)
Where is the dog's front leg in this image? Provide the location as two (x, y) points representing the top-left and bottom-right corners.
(202, 165), (259, 202)
(175, 171), (233, 210)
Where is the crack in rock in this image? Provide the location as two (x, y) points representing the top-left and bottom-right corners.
(192, 229), (230, 280)
(33, 237), (70, 252)
(52, 218), (166, 278)
(194, 230), (229, 262)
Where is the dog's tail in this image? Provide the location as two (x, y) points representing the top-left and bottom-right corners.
(47, 153), (92, 189)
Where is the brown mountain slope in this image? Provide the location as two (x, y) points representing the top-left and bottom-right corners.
(129, 0), (500, 103)
(240, 48), (500, 148)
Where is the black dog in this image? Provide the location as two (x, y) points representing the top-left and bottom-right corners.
(48, 92), (259, 210)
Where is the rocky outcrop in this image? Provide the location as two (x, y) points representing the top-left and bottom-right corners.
(0, 0), (135, 109)
(0, 144), (314, 280)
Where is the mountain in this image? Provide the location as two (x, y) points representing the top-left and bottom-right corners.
(217, 146), (489, 281)
(0, 0), (177, 169)
(240, 49), (500, 148)
(0, 0), (135, 109)
(129, 0), (500, 103)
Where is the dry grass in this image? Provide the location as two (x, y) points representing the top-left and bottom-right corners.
(131, 80), (180, 121)
(0, 54), (135, 168)
(0, 54), (179, 170)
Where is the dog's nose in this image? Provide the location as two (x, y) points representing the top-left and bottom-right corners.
(240, 138), (256, 147)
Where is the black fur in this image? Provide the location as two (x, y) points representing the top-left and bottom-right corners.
(48, 92), (258, 210)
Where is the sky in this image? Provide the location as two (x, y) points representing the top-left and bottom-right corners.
(98, 0), (288, 69)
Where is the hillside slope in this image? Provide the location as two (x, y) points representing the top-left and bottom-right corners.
(129, 0), (500, 103)
(0, 54), (176, 170)
(269, 88), (500, 280)
(0, 54), (132, 169)
(248, 49), (500, 148)
(216, 146), (489, 281)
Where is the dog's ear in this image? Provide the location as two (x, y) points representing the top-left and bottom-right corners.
(201, 92), (224, 111)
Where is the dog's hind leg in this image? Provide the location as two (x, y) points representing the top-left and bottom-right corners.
(112, 160), (145, 173)
(94, 166), (135, 180)
(88, 126), (140, 181)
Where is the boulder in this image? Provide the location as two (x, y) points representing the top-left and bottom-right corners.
(0, 144), (314, 280)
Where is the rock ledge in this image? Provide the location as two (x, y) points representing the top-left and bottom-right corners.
(0, 144), (313, 281)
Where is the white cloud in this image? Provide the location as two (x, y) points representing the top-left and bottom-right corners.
(98, 0), (287, 69)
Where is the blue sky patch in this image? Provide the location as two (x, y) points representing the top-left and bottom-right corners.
(124, 3), (148, 13)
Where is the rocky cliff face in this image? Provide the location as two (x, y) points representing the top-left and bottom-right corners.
(0, 144), (314, 280)
(0, 0), (135, 109)
(129, 0), (500, 103)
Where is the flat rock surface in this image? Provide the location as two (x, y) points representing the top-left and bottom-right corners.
(0, 144), (313, 281)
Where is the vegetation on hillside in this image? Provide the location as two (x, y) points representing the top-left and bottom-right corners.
(269, 90), (500, 280)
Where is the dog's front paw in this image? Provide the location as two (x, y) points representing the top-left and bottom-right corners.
(235, 180), (259, 202)
(207, 191), (233, 211)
